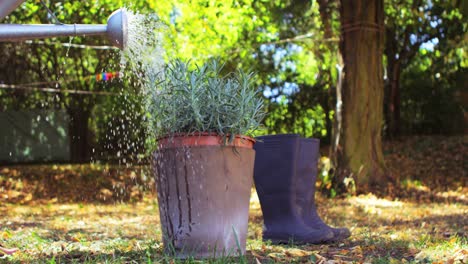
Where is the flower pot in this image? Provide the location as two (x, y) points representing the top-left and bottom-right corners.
(152, 134), (255, 258)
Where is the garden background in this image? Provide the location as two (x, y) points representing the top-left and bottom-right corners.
(0, 0), (466, 263)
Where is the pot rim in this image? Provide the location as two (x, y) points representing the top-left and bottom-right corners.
(157, 133), (255, 149)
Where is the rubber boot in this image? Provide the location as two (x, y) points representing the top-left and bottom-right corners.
(297, 138), (351, 241)
(253, 134), (333, 244)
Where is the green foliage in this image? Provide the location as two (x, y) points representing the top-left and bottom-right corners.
(147, 59), (265, 139)
(263, 96), (328, 137)
(386, 0), (467, 134)
(143, 0), (335, 140)
(0, 0), (151, 161)
(400, 51), (466, 134)
(1, 0), (466, 164)
(384, 0), (466, 135)
(244, 1), (338, 140)
(145, 0), (266, 64)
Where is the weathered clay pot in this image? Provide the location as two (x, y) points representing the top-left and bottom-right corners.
(152, 134), (255, 258)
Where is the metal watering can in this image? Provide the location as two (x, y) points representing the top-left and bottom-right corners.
(0, 0), (128, 49)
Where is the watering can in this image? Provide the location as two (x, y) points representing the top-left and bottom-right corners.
(0, 0), (128, 49)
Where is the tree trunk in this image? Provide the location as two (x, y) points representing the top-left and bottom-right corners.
(388, 62), (401, 137)
(68, 105), (91, 163)
(384, 27), (402, 138)
(317, 0), (336, 146)
(323, 92), (333, 145)
(332, 0), (391, 194)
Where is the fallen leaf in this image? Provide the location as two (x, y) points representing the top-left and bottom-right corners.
(312, 252), (328, 264)
(285, 248), (312, 257)
(449, 236), (457, 244)
(1, 231), (11, 239)
(251, 250), (263, 259)
(267, 252), (284, 261)
(452, 249), (468, 262)
(339, 249), (350, 255)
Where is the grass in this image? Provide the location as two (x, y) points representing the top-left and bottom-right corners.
(1, 135), (466, 263)
(0, 191), (466, 263)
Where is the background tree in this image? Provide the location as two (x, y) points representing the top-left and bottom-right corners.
(0, 0), (147, 163)
(0, 0), (465, 195)
(331, 0), (392, 194)
(384, 0), (466, 137)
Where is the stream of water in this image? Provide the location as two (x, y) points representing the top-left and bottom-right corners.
(120, 9), (167, 94)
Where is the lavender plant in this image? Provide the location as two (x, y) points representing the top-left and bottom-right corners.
(147, 59), (265, 140)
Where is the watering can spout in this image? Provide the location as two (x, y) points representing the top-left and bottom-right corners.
(106, 9), (128, 50)
(0, 7), (128, 50)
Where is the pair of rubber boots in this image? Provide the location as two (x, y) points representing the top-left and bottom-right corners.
(253, 134), (350, 244)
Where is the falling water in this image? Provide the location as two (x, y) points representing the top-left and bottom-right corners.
(100, 9), (167, 201)
(120, 9), (166, 94)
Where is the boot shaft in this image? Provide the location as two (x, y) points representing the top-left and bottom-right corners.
(254, 135), (320, 201)
(253, 134), (334, 243)
(253, 134), (350, 242)
(253, 135), (321, 223)
(296, 138), (320, 204)
(297, 138), (320, 182)
(254, 134), (301, 196)
(253, 135), (322, 223)
(253, 134), (302, 226)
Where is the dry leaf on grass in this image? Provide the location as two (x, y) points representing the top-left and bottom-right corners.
(285, 248), (313, 257)
(267, 252), (284, 261)
(451, 249), (468, 263)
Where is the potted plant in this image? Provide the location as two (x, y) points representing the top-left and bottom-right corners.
(147, 59), (265, 258)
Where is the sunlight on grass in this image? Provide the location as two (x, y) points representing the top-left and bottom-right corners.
(1, 191), (467, 263)
(1, 202), (162, 263)
(1, 136), (465, 262)
(414, 236), (467, 263)
(350, 193), (404, 207)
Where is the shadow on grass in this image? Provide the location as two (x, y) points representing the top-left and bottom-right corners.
(395, 186), (468, 205)
(0, 165), (154, 205)
(0, 221), (44, 231)
(379, 213), (467, 234)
